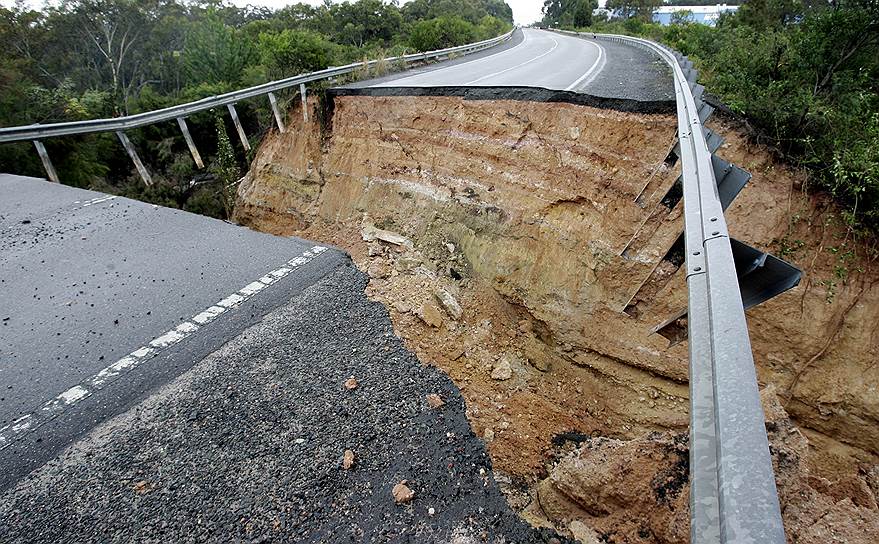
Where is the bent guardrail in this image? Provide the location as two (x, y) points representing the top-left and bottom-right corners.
(555, 30), (797, 544)
(0, 29), (514, 184)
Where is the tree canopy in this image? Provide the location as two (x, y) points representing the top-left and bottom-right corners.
(578, 0), (879, 232)
(0, 0), (513, 217)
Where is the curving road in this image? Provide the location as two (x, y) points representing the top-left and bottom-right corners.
(372, 28), (606, 92)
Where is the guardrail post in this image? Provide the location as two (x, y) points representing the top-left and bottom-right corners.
(299, 83), (308, 123)
(226, 103), (251, 152)
(115, 131), (152, 186)
(267, 92), (286, 133)
(32, 140), (59, 183)
(176, 117), (204, 169)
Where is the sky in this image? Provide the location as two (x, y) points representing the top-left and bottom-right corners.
(0, 0), (548, 26)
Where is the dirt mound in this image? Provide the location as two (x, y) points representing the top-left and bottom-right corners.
(527, 388), (879, 543)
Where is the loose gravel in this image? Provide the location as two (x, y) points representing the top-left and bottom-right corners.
(584, 38), (673, 103)
(0, 261), (567, 543)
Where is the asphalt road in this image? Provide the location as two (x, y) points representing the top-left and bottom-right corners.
(0, 174), (347, 489)
(347, 28), (672, 103)
(0, 265), (566, 543)
(372, 28), (605, 91)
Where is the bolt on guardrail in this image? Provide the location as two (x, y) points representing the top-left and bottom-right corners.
(554, 30), (800, 543)
(0, 30), (514, 185)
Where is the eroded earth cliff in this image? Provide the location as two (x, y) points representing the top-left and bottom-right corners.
(234, 92), (879, 542)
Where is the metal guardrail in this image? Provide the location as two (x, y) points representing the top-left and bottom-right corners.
(556, 30), (791, 543)
(0, 29), (514, 183)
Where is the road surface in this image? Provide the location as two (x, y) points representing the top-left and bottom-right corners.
(0, 174), (346, 487)
(0, 175), (566, 542)
(349, 28), (672, 102)
(375, 28), (605, 91)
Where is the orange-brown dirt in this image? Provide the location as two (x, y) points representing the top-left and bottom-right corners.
(234, 94), (879, 542)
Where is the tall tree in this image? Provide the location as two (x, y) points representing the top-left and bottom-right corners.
(57, 0), (158, 115)
(542, 0), (598, 27)
(605, 0), (662, 21)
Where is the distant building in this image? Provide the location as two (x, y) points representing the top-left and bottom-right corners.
(653, 4), (739, 26)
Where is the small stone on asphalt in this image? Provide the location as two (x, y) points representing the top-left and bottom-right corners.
(343, 449), (355, 470)
(393, 481), (415, 504)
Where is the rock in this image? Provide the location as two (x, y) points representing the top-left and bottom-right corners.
(392, 300), (412, 314)
(361, 223), (413, 249)
(392, 481), (415, 504)
(484, 428), (495, 442)
(527, 355), (550, 372)
(367, 242), (384, 257)
(366, 262), (388, 279)
(434, 289), (462, 320)
(523, 336), (550, 372)
(428, 507), (436, 516)
(417, 303), (444, 328)
(133, 480), (153, 494)
(294, 438), (306, 445)
(568, 521), (600, 544)
(342, 449), (355, 470)
(426, 394), (445, 409)
(394, 254), (422, 272)
(491, 359), (512, 381)
(343, 377), (358, 390)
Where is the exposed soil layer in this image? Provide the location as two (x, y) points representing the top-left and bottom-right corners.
(329, 87), (675, 115)
(234, 94), (879, 541)
(527, 387), (879, 543)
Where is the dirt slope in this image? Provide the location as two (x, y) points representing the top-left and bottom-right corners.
(234, 93), (879, 542)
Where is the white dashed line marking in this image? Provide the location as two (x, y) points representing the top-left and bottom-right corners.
(80, 195), (117, 207)
(0, 245), (329, 451)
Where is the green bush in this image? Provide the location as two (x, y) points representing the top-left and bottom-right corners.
(584, 4), (879, 232)
(258, 29), (339, 79)
(409, 16), (477, 51)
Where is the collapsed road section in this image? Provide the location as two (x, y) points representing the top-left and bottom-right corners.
(233, 85), (879, 542)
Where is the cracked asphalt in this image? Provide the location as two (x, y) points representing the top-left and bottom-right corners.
(0, 264), (567, 543)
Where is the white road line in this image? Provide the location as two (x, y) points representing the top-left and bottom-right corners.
(461, 35), (559, 86)
(80, 195), (117, 207)
(0, 245), (330, 451)
(371, 28), (533, 87)
(565, 41), (606, 92)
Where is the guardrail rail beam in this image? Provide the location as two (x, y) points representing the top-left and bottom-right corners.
(554, 29), (793, 544)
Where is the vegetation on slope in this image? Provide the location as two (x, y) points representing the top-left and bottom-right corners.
(551, 0), (879, 233)
(0, 0), (512, 218)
